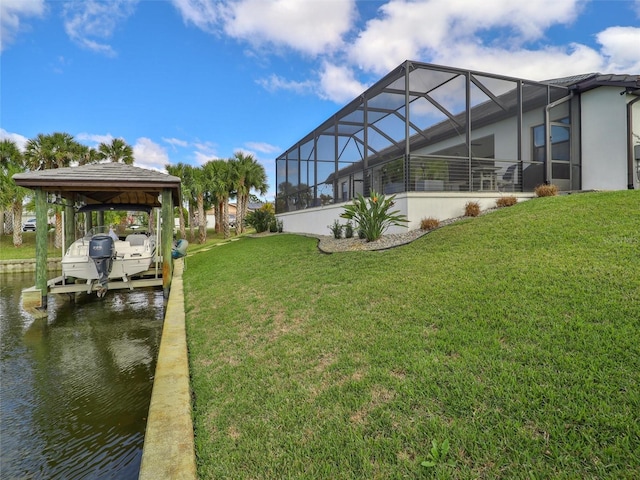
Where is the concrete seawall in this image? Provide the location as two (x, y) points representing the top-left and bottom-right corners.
(0, 258), (61, 274)
(139, 258), (197, 480)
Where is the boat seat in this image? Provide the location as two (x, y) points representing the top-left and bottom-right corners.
(125, 234), (147, 246)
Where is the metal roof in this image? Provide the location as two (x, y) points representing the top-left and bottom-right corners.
(546, 72), (640, 94)
(13, 162), (182, 208)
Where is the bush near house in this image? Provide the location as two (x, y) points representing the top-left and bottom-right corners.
(464, 201), (481, 217)
(245, 207), (276, 233)
(496, 195), (518, 208)
(535, 183), (559, 197)
(328, 219), (343, 239)
(420, 217), (440, 230)
(340, 191), (408, 242)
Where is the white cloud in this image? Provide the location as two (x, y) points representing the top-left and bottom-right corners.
(170, 0), (620, 105)
(170, 0), (222, 33)
(0, 128), (29, 151)
(163, 137), (190, 148)
(348, 0), (582, 76)
(244, 142), (281, 155)
(428, 42), (605, 81)
(223, 0), (356, 56)
(171, 0), (356, 56)
(193, 141), (219, 165)
(76, 132), (115, 146)
(133, 138), (170, 171)
(0, 0), (45, 52)
(63, 0), (138, 56)
(318, 62), (368, 103)
(257, 74), (315, 95)
(596, 26), (640, 73)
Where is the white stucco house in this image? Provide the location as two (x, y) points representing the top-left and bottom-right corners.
(275, 61), (640, 236)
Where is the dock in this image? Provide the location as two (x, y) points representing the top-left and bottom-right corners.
(22, 267), (164, 310)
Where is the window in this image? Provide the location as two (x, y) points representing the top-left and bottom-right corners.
(532, 117), (570, 163)
(532, 125), (545, 162)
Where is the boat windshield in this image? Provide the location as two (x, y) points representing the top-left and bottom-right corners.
(82, 225), (153, 240)
(83, 226), (112, 240)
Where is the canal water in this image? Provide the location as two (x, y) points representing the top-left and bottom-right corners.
(0, 272), (164, 479)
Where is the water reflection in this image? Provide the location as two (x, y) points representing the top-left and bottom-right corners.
(0, 273), (164, 479)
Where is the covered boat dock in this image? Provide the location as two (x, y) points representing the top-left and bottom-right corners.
(13, 163), (182, 309)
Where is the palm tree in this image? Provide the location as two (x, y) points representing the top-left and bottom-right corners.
(230, 152), (268, 234)
(97, 138), (134, 164)
(181, 165), (197, 242)
(204, 159), (234, 239)
(190, 166), (210, 244)
(0, 139), (30, 246)
(24, 132), (84, 170)
(165, 163), (189, 239)
(243, 156), (267, 231)
(78, 144), (101, 165)
(24, 132), (85, 248)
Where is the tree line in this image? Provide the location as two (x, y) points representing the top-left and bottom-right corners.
(1, 131), (268, 248)
(165, 152), (267, 244)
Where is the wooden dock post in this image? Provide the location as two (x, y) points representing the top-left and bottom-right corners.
(34, 188), (48, 309)
(161, 188), (173, 298)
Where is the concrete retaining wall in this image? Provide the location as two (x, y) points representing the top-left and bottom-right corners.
(0, 259), (61, 274)
(139, 258), (197, 480)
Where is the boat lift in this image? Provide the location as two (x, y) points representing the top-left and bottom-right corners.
(13, 163), (182, 310)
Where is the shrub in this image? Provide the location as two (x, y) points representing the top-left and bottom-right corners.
(420, 217), (440, 230)
(328, 219), (343, 239)
(535, 184), (558, 197)
(245, 208), (276, 233)
(340, 191), (408, 242)
(464, 201), (481, 217)
(496, 196), (518, 208)
(344, 221), (354, 238)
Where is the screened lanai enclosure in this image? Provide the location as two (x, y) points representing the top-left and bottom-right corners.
(276, 61), (578, 214)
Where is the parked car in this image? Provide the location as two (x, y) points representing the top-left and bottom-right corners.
(22, 218), (36, 231)
(229, 214), (236, 228)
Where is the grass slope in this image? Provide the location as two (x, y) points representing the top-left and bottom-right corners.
(185, 191), (640, 479)
(0, 231), (60, 260)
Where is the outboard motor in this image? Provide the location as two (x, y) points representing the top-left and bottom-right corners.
(172, 239), (189, 259)
(89, 235), (115, 295)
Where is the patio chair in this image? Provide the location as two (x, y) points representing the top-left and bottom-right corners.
(498, 164), (517, 191)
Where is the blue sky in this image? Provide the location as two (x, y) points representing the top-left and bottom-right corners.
(2, 0), (639, 201)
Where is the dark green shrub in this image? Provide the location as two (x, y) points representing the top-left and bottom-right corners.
(246, 209), (275, 233)
(328, 219), (343, 239)
(344, 221), (354, 238)
(340, 191), (408, 242)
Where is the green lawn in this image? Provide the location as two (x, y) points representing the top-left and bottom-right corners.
(188, 190), (637, 478)
(0, 230), (61, 260)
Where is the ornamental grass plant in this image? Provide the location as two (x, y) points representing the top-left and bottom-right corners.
(185, 191), (640, 479)
(535, 183), (559, 197)
(420, 216), (440, 230)
(495, 195), (518, 208)
(464, 200), (481, 217)
(339, 191), (408, 241)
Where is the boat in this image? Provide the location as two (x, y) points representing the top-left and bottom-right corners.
(61, 205), (159, 296)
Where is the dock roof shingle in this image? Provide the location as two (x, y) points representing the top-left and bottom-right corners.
(13, 163), (182, 208)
